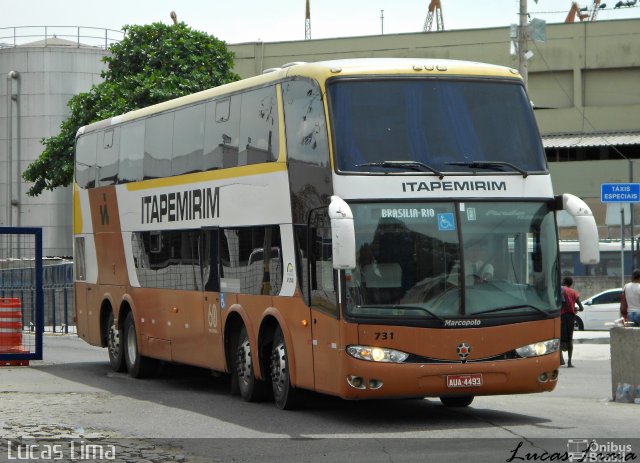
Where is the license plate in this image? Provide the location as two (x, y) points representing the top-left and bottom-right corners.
(446, 374), (483, 388)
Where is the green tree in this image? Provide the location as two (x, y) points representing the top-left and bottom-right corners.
(23, 22), (239, 196)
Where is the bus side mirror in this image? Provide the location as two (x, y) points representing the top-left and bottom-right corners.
(328, 195), (356, 269)
(557, 193), (600, 265)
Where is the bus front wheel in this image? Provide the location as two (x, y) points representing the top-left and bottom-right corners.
(440, 395), (474, 407)
(270, 326), (301, 410)
(107, 311), (126, 373)
(123, 312), (158, 379)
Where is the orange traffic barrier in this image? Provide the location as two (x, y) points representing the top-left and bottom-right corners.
(0, 297), (28, 366)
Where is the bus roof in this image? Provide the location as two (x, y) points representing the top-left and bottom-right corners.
(77, 58), (522, 137)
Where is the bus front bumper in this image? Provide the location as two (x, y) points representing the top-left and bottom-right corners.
(337, 352), (560, 400)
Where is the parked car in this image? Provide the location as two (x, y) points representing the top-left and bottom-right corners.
(574, 288), (623, 331)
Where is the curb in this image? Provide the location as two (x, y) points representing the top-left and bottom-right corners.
(574, 337), (610, 344)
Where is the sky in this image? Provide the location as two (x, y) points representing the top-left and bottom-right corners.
(2, 0), (640, 44)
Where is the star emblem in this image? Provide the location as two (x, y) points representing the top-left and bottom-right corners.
(457, 342), (471, 362)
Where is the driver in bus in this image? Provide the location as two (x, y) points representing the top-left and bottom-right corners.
(465, 239), (495, 284)
(447, 238), (494, 286)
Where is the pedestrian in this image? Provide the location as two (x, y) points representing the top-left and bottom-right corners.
(560, 276), (583, 367)
(620, 269), (640, 327)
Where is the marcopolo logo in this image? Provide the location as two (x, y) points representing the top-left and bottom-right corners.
(444, 319), (482, 327)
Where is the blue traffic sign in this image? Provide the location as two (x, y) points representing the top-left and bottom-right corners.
(601, 183), (640, 203)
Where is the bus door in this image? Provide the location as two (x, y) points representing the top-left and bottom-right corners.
(199, 227), (226, 371)
(163, 229), (209, 366)
(308, 211), (341, 395)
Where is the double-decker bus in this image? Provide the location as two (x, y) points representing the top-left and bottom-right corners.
(73, 58), (599, 409)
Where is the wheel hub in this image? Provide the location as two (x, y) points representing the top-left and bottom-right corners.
(126, 327), (137, 362)
(270, 342), (286, 391)
(108, 324), (120, 357)
(237, 339), (252, 382)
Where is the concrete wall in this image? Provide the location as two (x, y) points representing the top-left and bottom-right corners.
(0, 45), (107, 257)
(610, 327), (640, 401)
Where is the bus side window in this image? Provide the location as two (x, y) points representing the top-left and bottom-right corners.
(282, 79), (330, 167)
(309, 210), (337, 317)
(132, 230), (201, 291)
(144, 112), (174, 179)
(74, 237), (86, 281)
(219, 226), (283, 296)
(76, 132), (98, 188)
(172, 104), (205, 176)
(202, 229), (220, 292)
(118, 120), (144, 184)
(204, 96), (240, 170)
(239, 86), (279, 165)
(97, 128), (119, 187)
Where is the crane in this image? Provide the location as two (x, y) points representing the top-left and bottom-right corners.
(589, 0), (607, 20)
(565, 2), (590, 22)
(423, 0), (444, 32)
(305, 0), (311, 40)
(565, 0), (608, 22)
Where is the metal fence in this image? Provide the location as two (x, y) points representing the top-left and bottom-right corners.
(0, 258), (74, 334)
(0, 227), (43, 364)
(0, 26), (124, 50)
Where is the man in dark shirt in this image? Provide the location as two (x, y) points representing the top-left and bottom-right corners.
(560, 276), (584, 367)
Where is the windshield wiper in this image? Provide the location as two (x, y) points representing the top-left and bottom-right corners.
(358, 304), (444, 321)
(473, 304), (549, 316)
(355, 160), (444, 179)
(445, 161), (529, 178)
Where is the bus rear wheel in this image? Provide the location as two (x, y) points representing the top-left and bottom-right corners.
(440, 395), (474, 407)
(123, 312), (158, 379)
(107, 311), (126, 372)
(235, 326), (271, 402)
(270, 326), (301, 410)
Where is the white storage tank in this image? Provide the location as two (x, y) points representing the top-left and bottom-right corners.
(0, 27), (121, 257)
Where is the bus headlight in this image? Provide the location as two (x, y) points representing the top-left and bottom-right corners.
(515, 339), (560, 358)
(346, 345), (409, 363)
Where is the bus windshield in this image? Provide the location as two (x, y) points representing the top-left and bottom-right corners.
(328, 79), (547, 174)
(345, 201), (560, 322)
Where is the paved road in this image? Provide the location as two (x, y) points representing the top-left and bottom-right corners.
(0, 334), (638, 462)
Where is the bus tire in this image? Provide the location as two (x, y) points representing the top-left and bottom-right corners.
(270, 326), (301, 410)
(235, 326), (271, 402)
(107, 311), (126, 373)
(440, 395), (474, 407)
(123, 312), (158, 379)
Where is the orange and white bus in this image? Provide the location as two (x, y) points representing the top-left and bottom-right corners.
(74, 58), (599, 409)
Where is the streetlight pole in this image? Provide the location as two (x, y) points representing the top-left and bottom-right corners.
(630, 160), (635, 273)
(518, 0), (529, 89)
(621, 206), (626, 288)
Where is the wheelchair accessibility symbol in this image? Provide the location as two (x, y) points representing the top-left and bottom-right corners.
(437, 213), (456, 231)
